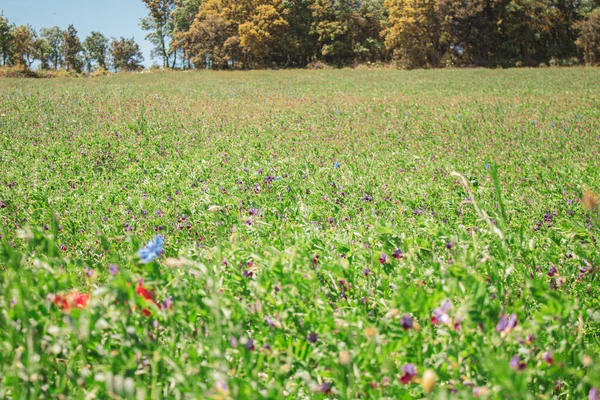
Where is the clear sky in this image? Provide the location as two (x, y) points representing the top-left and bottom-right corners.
(1, 0), (154, 66)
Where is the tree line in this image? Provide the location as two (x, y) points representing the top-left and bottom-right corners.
(2, 0), (600, 73)
(141, 0), (600, 69)
(0, 16), (144, 73)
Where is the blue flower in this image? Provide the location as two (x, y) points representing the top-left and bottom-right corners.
(485, 163), (491, 170)
(138, 235), (164, 263)
(334, 162), (340, 169)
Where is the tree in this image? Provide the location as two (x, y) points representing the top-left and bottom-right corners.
(11, 25), (36, 67)
(40, 26), (64, 69)
(575, 9), (600, 64)
(382, 0), (440, 68)
(239, 2), (289, 66)
(83, 31), (110, 70)
(62, 24), (83, 72)
(111, 37), (144, 71)
(0, 13), (13, 66)
(140, 0), (176, 68)
(34, 37), (52, 69)
(172, 0), (203, 68)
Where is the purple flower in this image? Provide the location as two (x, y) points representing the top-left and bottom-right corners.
(245, 339), (255, 351)
(401, 314), (413, 330)
(318, 382), (332, 394)
(544, 351), (554, 365)
(162, 296), (173, 309)
(392, 249), (403, 260)
(496, 313), (517, 333)
(509, 355), (526, 371)
(364, 268), (371, 277)
(590, 387), (599, 400)
(432, 300), (452, 325)
(548, 266), (558, 277)
(400, 363), (417, 384)
(84, 267), (94, 278)
(378, 253), (388, 264)
(307, 332), (318, 343)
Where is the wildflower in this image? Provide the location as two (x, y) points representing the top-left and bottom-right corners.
(485, 163), (491, 170)
(245, 339), (255, 351)
(509, 355), (526, 371)
(307, 332), (318, 343)
(400, 363), (417, 384)
(53, 291), (89, 311)
(136, 280), (160, 316)
(583, 191), (599, 212)
(496, 313), (518, 334)
(339, 350), (352, 365)
(421, 369), (437, 393)
(590, 388), (599, 400)
(378, 253), (388, 264)
(334, 162), (340, 169)
(162, 296), (173, 310)
(544, 351), (554, 366)
(548, 266), (558, 277)
(109, 264), (118, 275)
(431, 300), (453, 325)
(392, 249), (403, 260)
(138, 235), (164, 263)
(318, 382), (332, 394)
(400, 314), (414, 330)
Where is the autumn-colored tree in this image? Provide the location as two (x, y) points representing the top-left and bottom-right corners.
(62, 24), (83, 72)
(239, 2), (289, 66)
(40, 26), (64, 69)
(111, 37), (145, 71)
(11, 25), (36, 67)
(575, 9), (600, 64)
(382, 0), (440, 68)
(83, 31), (110, 70)
(141, 0), (176, 67)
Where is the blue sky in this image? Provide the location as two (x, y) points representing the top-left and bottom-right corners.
(1, 0), (154, 66)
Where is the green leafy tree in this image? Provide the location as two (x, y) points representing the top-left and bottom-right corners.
(62, 25), (83, 72)
(0, 13), (13, 66)
(111, 37), (145, 71)
(40, 26), (64, 69)
(141, 0), (176, 68)
(34, 37), (52, 69)
(83, 31), (110, 70)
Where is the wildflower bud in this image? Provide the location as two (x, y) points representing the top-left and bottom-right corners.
(165, 258), (185, 268)
(339, 350), (352, 366)
(421, 369), (437, 393)
(208, 205), (220, 213)
(582, 190), (599, 212)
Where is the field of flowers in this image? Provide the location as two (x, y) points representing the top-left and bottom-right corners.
(1, 68), (600, 399)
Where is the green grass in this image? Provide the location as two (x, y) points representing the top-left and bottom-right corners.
(1, 67), (600, 399)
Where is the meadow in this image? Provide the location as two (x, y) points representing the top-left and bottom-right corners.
(1, 68), (600, 399)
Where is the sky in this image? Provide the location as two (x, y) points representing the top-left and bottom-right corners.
(1, 0), (154, 66)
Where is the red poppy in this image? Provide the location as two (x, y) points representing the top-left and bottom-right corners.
(53, 292), (90, 311)
(136, 280), (161, 315)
